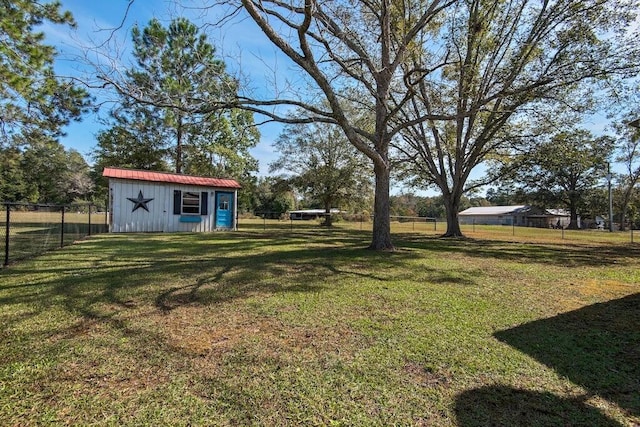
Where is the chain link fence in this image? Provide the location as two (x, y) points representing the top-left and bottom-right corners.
(238, 212), (638, 245)
(1, 202), (108, 268)
(3, 207), (635, 267)
(240, 212), (437, 231)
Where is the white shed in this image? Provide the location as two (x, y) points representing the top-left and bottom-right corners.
(103, 167), (240, 232)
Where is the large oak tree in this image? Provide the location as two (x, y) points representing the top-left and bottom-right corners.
(208, 0), (457, 249)
(205, 0), (638, 245)
(394, 0), (639, 236)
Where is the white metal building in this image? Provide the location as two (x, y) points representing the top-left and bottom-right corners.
(103, 167), (240, 232)
(458, 205), (530, 226)
(458, 205), (573, 228)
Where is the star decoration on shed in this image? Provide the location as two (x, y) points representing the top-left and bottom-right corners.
(127, 190), (154, 212)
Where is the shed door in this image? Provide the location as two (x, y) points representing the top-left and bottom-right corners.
(215, 192), (234, 229)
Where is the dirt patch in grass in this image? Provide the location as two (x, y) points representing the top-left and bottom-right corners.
(403, 361), (452, 388)
(559, 279), (638, 312)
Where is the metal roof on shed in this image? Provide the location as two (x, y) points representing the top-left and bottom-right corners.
(103, 167), (241, 189)
(459, 205), (528, 216)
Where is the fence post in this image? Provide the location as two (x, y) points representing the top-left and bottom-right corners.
(60, 206), (65, 248)
(4, 204), (9, 266)
(88, 203), (92, 236)
(105, 195), (109, 231)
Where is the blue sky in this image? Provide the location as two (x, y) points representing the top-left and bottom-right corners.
(42, 1), (627, 194)
(44, 0), (285, 175)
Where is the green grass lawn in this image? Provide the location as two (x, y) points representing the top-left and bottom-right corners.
(1, 229), (638, 426)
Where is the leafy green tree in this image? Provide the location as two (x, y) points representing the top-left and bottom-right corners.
(506, 130), (614, 229)
(581, 187), (610, 225)
(182, 109), (259, 179)
(0, 146), (28, 201)
(270, 119), (372, 224)
(611, 114), (640, 231)
(91, 100), (173, 203)
(19, 135), (92, 204)
(64, 149), (94, 203)
(98, 17), (258, 182)
(393, 0), (638, 237)
(251, 177), (296, 218)
(93, 102), (172, 172)
(485, 186), (520, 207)
(390, 194), (421, 217)
(417, 196), (446, 219)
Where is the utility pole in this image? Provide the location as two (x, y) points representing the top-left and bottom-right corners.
(607, 162), (614, 232)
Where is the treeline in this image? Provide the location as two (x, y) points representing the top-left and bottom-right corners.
(0, 142), (93, 205)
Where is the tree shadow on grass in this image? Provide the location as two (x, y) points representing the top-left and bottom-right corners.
(1, 232), (417, 380)
(492, 293), (640, 421)
(398, 234), (640, 268)
(0, 230), (421, 322)
(454, 385), (622, 426)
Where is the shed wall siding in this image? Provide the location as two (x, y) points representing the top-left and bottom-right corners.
(110, 180), (170, 232)
(459, 215), (513, 225)
(109, 178), (234, 232)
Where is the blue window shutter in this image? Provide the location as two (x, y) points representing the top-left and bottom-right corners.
(173, 190), (181, 214)
(201, 191), (208, 215)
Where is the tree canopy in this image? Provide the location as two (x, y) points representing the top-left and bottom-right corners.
(0, 0), (91, 143)
(0, 0), (93, 204)
(500, 129), (615, 229)
(95, 17), (259, 182)
(270, 117), (373, 221)
(204, 0), (463, 249)
(202, 0), (640, 245)
(392, 0), (639, 236)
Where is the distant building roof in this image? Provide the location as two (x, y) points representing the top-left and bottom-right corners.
(103, 167), (241, 189)
(544, 208), (570, 217)
(459, 205), (528, 216)
(289, 209), (341, 214)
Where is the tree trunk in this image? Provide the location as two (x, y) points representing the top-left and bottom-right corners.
(323, 204), (332, 227)
(369, 163), (394, 250)
(620, 207), (627, 232)
(442, 194), (464, 237)
(618, 188), (633, 232)
(176, 118), (183, 174)
(568, 202), (580, 229)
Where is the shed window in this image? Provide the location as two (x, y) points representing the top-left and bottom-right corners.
(182, 191), (201, 214)
(218, 194), (230, 211)
(173, 190), (208, 215)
